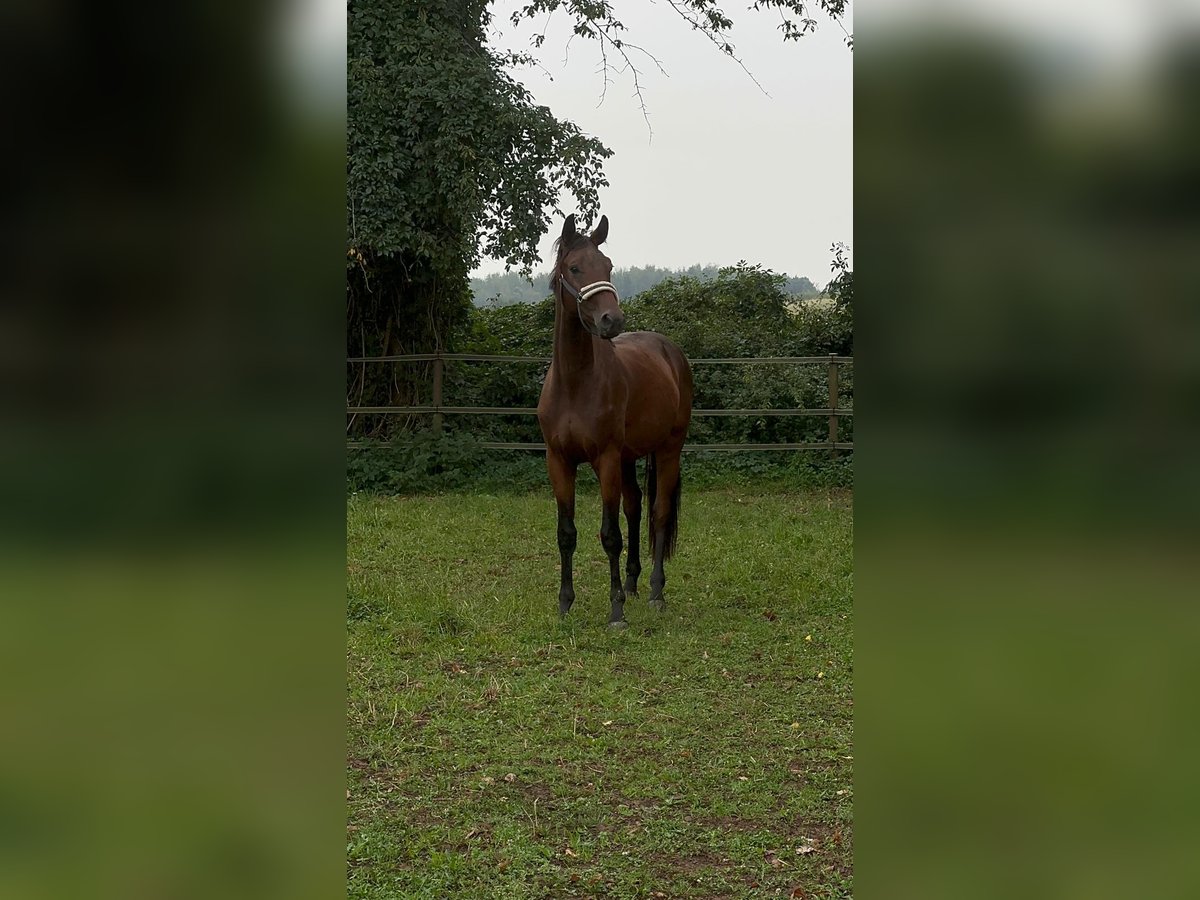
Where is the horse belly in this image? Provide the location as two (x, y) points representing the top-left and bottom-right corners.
(623, 386), (682, 456)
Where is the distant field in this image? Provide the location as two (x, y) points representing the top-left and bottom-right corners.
(347, 487), (853, 898)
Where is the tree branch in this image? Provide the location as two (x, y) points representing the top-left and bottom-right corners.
(663, 0), (770, 97)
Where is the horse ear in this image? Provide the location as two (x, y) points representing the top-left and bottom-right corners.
(590, 215), (609, 246)
(561, 214), (577, 243)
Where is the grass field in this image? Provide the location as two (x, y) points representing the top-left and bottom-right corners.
(347, 485), (853, 898)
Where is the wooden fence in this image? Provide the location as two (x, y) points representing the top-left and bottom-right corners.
(346, 353), (853, 452)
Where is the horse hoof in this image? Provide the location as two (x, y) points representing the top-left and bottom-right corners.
(648, 596), (666, 612)
(607, 620), (629, 631)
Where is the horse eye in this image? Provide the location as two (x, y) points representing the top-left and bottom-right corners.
(569, 266), (580, 274)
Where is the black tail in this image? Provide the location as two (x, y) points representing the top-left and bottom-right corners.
(645, 453), (682, 560)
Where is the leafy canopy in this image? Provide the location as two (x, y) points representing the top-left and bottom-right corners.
(347, 0), (612, 278)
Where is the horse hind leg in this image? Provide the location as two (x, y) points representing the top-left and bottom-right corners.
(621, 458), (642, 598)
(647, 450), (682, 612)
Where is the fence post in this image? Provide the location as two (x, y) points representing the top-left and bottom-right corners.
(431, 352), (444, 434)
(827, 355), (839, 457)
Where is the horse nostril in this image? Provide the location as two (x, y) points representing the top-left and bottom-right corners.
(598, 311), (623, 337)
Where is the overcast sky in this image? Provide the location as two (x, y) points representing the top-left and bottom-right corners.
(472, 1), (854, 286)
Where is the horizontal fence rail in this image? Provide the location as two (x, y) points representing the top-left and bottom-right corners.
(347, 354), (851, 365)
(346, 441), (856, 452)
(346, 406), (851, 417)
(347, 352), (853, 453)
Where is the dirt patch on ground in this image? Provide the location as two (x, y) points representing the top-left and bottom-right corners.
(697, 813), (768, 833)
(515, 779), (555, 804)
(347, 757), (407, 791)
(453, 821), (495, 850)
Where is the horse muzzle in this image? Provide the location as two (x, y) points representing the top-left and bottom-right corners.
(597, 311), (625, 339)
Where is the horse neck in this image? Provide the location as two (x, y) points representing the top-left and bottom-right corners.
(552, 284), (601, 391)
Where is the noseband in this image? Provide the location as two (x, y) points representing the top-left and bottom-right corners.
(557, 273), (619, 304)
(556, 271), (620, 335)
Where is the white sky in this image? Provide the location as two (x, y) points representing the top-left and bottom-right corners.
(472, 1), (854, 284)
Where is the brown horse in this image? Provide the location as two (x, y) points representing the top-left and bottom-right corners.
(537, 213), (693, 628)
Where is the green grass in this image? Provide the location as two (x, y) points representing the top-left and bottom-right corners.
(347, 486), (853, 898)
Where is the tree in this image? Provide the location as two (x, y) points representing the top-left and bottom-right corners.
(347, 0), (611, 429)
(821, 242), (852, 355)
(824, 241), (853, 312)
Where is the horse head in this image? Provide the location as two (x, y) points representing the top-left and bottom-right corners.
(553, 214), (625, 339)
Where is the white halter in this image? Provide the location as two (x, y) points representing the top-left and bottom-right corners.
(557, 274), (619, 305)
(556, 273), (620, 335)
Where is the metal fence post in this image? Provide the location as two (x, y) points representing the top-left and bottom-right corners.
(827, 354), (839, 457)
(431, 352), (444, 434)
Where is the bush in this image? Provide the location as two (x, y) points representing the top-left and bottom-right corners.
(347, 263), (853, 494)
(347, 430), (546, 495)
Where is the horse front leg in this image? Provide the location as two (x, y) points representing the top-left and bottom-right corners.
(621, 458), (642, 598)
(597, 452), (627, 629)
(547, 451), (578, 617)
